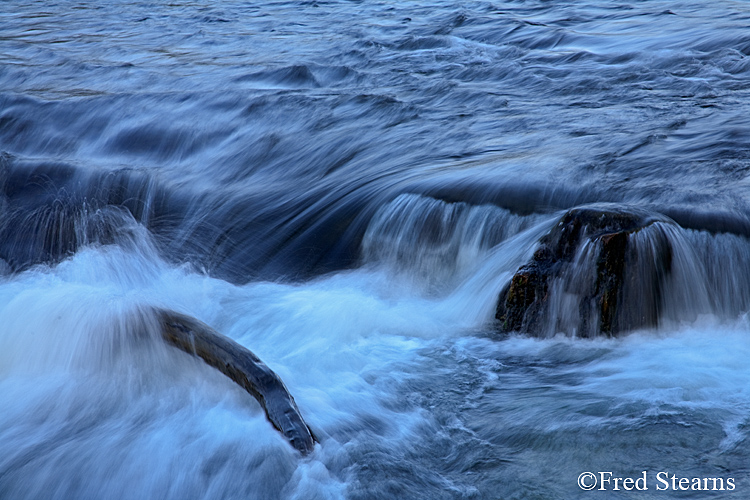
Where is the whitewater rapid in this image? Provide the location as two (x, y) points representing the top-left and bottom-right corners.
(1, 205), (749, 497)
(3, 0), (750, 497)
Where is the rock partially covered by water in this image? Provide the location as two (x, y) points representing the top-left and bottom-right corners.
(157, 309), (317, 455)
(495, 205), (675, 337)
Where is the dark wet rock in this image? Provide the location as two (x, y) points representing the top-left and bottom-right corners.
(495, 205), (674, 337)
(157, 309), (317, 455)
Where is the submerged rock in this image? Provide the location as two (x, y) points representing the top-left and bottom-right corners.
(495, 205), (674, 337)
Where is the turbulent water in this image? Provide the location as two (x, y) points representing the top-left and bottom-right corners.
(2, 0), (750, 498)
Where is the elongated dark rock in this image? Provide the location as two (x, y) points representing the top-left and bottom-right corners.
(157, 309), (317, 455)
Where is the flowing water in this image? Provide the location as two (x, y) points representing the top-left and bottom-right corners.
(2, 0), (750, 498)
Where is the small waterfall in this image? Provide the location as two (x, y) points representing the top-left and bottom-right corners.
(496, 205), (750, 337)
(535, 220), (676, 337)
(0, 202), (151, 273)
(361, 193), (543, 292)
(659, 226), (750, 323)
(362, 196), (750, 337)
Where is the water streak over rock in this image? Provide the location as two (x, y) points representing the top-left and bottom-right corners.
(495, 205), (674, 337)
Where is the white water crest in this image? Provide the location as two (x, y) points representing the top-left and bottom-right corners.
(2, 205), (750, 497)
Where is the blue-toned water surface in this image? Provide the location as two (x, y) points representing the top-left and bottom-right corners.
(2, 1), (750, 498)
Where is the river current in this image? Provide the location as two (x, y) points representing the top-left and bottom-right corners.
(2, 1), (750, 498)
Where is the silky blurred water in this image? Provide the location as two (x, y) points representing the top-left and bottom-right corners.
(2, 0), (750, 498)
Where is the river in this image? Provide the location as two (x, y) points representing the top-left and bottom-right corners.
(1, 1), (750, 498)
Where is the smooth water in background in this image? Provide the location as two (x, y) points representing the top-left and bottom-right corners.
(2, 1), (750, 498)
